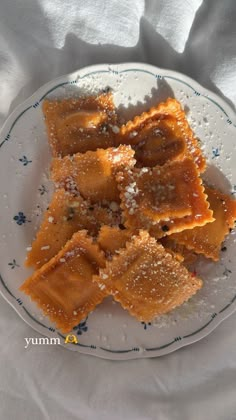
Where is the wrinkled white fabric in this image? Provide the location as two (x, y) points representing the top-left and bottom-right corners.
(0, 1), (236, 419)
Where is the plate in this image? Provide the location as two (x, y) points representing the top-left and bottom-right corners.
(0, 63), (236, 360)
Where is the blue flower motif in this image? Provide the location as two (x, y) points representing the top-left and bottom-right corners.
(141, 321), (152, 330)
(38, 185), (47, 195)
(19, 155), (32, 166)
(13, 212), (30, 225)
(73, 317), (88, 335)
(8, 259), (20, 269)
(212, 148), (220, 159)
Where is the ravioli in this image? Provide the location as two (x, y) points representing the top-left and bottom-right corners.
(21, 231), (108, 333)
(26, 189), (121, 269)
(20, 95), (236, 332)
(94, 231), (202, 321)
(118, 98), (206, 171)
(169, 186), (236, 260)
(117, 159), (213, 233)
(43, 92), (117, 157)
(98, 225), (133, 255)
(51, 145), (136, 203)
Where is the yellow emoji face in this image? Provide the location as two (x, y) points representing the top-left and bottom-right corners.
(64, 334), (78, 344)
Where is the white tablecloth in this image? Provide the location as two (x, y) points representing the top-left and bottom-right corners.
(1, 1), (236, 419)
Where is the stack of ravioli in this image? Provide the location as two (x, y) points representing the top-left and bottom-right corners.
(20, 92), (236, 333)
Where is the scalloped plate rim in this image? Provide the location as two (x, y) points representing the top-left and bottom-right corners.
(0, 62), (236, 360)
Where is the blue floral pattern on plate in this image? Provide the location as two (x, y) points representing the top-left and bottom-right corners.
(8, 259), (20, 269)
(212, 147), (220, 158)
(38, 185), (47, 195)
(13, 212), (30, 225)
(73, 318), (88, 335)
(19, 155), (32, 166)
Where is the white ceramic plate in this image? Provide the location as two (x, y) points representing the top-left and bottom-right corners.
(0, 63), (236, 360)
